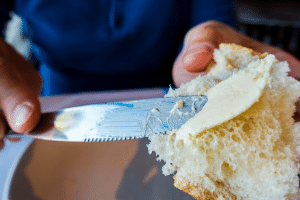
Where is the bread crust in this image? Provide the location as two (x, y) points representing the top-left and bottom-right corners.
(174, 175), (237, 200)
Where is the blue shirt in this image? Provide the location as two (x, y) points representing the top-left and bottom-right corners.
(0, 0), (237, 95)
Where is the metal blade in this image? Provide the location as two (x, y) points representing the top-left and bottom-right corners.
(7, 95), (207, 142)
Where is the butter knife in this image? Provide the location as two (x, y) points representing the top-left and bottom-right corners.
(6, 95), (207, 142)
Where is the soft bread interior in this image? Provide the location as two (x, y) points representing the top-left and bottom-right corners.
(147, 44), (300, 200)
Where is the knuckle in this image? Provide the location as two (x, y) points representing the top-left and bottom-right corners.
(201, 20), (221, 28)
(0, 86), (20, 104)
(200, 22), (224, 39)
(184, 21), (226, 47)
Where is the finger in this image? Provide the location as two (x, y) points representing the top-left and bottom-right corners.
(181, 42), (215, 73)
(173, 21), (240, 86)
(0, 73), (41, 133)
(0, 40), (41, 134)
(0, 38), (43, 95)
(249, 43), (300, 79)
(7, 137), (21, 142)
(179, 22), (223, 73)
(183, 21), (231, 48)
(174, 20), (300, 87)
(181, 21), (245, 72)
(0, 111), (7, 140)
(0, 140), (3, 150)
(173, 54), (207, 87)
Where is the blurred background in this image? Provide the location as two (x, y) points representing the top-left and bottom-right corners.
(6, 0), (300, 64)
(236, 0), (300, 59)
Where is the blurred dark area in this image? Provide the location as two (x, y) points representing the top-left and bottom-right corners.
(5, 1), (300, 64)
(235, 0), (300, 59)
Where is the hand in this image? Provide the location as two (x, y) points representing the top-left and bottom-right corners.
(173, 20), (300, 86)
(0, 38), (42, 150)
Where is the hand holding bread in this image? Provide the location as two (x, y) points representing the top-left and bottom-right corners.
(149, 39), (300, 199)
(173, 21), (300, 87)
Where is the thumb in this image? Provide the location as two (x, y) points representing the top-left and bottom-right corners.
(173, 21), (225, 86)
(0, 43), (41, 134)
(173, 21), (253, 87)
(0, 69), (41, 134)
(0, 70), (41, 133)
(177, 21), (229, 73)
(8, 99), (41, 133)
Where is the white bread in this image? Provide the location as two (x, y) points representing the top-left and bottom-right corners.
(147, 44), (300, 200)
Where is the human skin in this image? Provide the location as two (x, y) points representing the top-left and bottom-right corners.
(0, 38), (42, 149)
(0, 20), (300, 149)
(172, 21), (300, 121)
(172, 21), (300, 86)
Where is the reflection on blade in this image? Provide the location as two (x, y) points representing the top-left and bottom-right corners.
(7, 95), (208, 142)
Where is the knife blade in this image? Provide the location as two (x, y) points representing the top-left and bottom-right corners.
(6, 95), (207, 142)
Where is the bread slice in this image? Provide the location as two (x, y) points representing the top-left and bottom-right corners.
(147, 44), (300, 200)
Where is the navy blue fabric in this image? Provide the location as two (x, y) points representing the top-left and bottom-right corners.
(0, 0), (14, 36)
(0, 0), (237, 95)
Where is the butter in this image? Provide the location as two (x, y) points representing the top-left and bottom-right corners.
(176, 56), (275, 141)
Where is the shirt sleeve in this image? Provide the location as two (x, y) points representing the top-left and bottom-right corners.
(0, 0), (14, 37)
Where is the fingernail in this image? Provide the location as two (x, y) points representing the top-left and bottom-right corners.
(183, 43), (215, 71)
(13, 102), (34, 128)
(186, 43), (215, 53)
(183, 53), (196, 67)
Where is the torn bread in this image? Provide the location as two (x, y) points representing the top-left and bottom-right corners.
(147, 43), (300, 200)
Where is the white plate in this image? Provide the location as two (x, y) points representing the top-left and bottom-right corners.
(2, 88), (185, 200)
